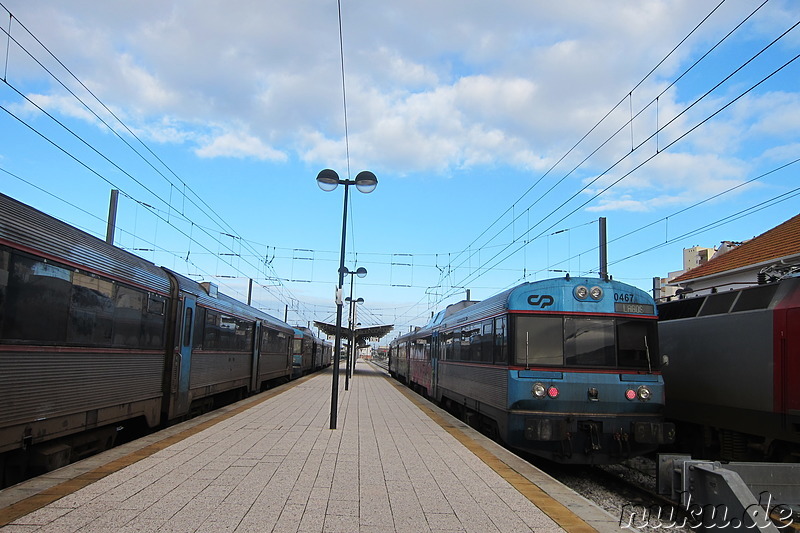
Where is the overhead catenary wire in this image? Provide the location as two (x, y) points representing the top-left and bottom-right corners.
(430, 0), (744, 292)
(436, 49), (800, 306)
(427, 7), (800, 310)
(0, 2), (321, 324)
(392, 2), (798, 326)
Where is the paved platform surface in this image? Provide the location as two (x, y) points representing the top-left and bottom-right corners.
(0, 361), (621, 532)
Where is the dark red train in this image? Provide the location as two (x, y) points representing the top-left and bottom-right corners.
(658, 271), (800, 461)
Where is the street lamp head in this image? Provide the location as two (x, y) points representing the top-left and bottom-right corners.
(354, 170), (378, 194)
(316, 168), (340, 192)
(340, 266), (368, 277)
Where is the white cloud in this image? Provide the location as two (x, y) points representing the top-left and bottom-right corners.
(194, 130), (287, 161)
(3, 0), (798, 194)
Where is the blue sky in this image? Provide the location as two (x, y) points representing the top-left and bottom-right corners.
(1, 0), (798, 342)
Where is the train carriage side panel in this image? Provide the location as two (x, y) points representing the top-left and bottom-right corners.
(659, 277), (800, 459)
(257, 322), (293, 387)
(661, 309), (775, 432)
(165, 270), (293, 415)
(409, 335), (433, 395)
(437, 362), (508, 412)
(0, 193), (171, 465)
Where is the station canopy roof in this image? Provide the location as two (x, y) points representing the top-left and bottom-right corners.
(314, 321), (394, 347)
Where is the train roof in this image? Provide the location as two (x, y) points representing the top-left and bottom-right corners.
(293, 325), (322, 340)
(0, 192), (171, 295)
(167, 268), (293, 333)
(658, 274), (800, 321)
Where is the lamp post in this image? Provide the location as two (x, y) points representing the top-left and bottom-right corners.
(317, 169), (377, 430)
(345, 295), (364, 382)
(342, 268), (366, 390)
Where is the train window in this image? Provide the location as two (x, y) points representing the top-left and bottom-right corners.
(203, 313), (254, 352)
(617, 319), (658, 370)
(225, 315), (253, 352)
(698, 291), (737, 316)
(147, 294), (166, 315)
(442, 330), (454, 360)
(192, 306), (206, 349)
(203, 310), (220, 349)
(731, 284), (779, 312)
(466, 326), (481, 362)
(2, 255), (71, 343)
(140, 295), (166, 349)
(68, 272), (114, 345)
(113, 286), (145, 346)
(183, 307), (193, 347)
(263, 329), (288, 354)
(412, 337), (429, 361)
(657, 297), (703, 320)
(452, 329), (462, 361)
(457, 329), (465, 360)
(493, 316), (507, 364)
(564, 317), (615, 367)
(480, 321), (493, 363)
(514, 316), (562, 366)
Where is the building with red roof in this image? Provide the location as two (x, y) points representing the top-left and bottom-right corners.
(666, 213), (800, 297)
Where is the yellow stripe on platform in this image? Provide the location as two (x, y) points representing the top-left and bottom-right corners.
(0, 375), (312, 527)
(388, 378), (597, 533)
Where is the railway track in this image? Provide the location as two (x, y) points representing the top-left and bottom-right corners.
(538, 456), (697, 532)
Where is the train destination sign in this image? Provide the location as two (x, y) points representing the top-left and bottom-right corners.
(614, 302), (655, 315)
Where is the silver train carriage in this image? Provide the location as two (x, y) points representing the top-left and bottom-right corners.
(0, 192), (296, 486)
(389, 276), (675, 464)
(292, 326), (332, 378)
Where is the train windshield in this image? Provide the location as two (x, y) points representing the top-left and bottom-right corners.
(513, 315), (659, 370)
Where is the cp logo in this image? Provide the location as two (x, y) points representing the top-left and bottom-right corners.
(528, 294), (554, 308)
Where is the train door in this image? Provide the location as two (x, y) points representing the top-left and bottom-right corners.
(431, 331), (440, 400)
(250, 322), (262, 392)
(175, 295), (197, 416)
(311, 341), (318, 371)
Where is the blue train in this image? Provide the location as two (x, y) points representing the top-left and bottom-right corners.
(389, 276), (675, 464)
(0, 192), (330, 487)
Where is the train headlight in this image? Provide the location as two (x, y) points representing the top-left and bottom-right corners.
(589, 286), (604, 300)
(547, 385), (559, 399)
(637, 385), (652, 401)
(625, 389), (637, 401)
(532, 382), (546, 398)
(574, 286), (589, 300)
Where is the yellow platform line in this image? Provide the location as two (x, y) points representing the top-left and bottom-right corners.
(387, 378), (597, 533)
(0, 374), (314, 527)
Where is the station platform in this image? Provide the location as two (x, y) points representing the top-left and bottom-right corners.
(0, 361), (621, 532)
